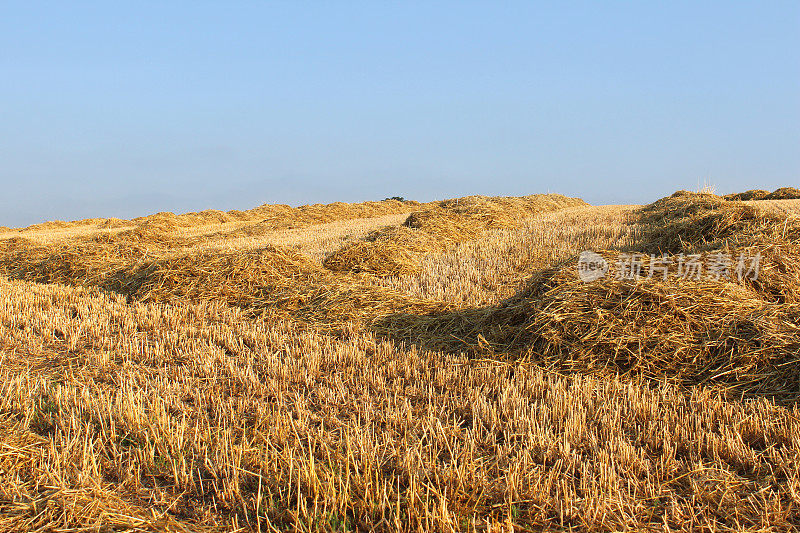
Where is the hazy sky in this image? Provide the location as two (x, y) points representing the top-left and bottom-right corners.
(2, 2), (798, 227)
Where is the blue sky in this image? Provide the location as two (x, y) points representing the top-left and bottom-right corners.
(1, 2), (798, 226)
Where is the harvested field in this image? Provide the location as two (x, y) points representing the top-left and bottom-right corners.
(723, 189), (771, 201)
(746, 198), (800, 217)
(0, 221), (136, 245)
(725, 187), (800, 202)
(323, 195), (587, 277)
(375, 192), (800, 396)
(195, 213), (414, 261)
(764, 187), (800, 200)
(2, 199), (427, 240)
(374, 204), (640, 306)
(2, 191), (800, 531)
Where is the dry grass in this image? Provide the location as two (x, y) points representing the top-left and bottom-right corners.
(745, 199), (800, 218)
(323, 195), (587, 277)
(0, 213), (413, 270)
(2, 279), (799, 532)
(194, 213), (413, 261)
(2, 191), (800, 531)
(0, 223), (136, 246)
(1, 199), (425, 237)
(724, 190), (771, 201)
(725, 188), (800, 202)
(375, 192), (800, 399)
(764, 188), (800, 201)
(374, 205), (639, 306)
(637, 191), (797, 253)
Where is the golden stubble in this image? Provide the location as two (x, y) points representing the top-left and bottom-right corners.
(1, 194), (799, 532)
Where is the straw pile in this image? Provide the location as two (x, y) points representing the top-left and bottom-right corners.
(378, 191), (800, 401)
(723, 189), (770, 201)
(638, 191), (795, 254)
(0, 221), (194, 296)
(0, 236), (150, 295)
(321, 226), (441, 276)
(245, 199), (423, 229)
(5, 189), (798, 402)
(10, 198), (423, 234)
(503, 266), (798, 399)
(138, 246), (325, 307)
(385, 267), (800, 400)
(18, 220), (73, 232)
(141, 246), (448, 322)
(636, 191), (800, 303)
(0, 234), (448, 326)
(129, 199), (425, 231)
(724, 187), (800, 201)
(219, 201), (419, 239)
(98, 217), (128, 229)
(765, 187), (800, 200)
(324, 194), (587, 276)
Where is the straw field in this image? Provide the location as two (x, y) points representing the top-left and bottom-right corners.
(1, 191), (800, 532)
(745, 199), (800, 218)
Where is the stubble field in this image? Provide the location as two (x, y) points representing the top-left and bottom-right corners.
(1, 192), (799, 532)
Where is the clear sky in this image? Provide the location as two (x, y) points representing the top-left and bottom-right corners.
(2, 2), (798, 227)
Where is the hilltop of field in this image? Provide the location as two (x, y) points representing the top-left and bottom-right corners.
(1, 191), (799, 532)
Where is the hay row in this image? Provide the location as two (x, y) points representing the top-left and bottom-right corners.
(323, 194), (588, 276)
(638, 190), (798, 254)
(724, 186), (800, 201)
(136, 246), (451, 324)
(0, 235), (452, 330)
(374, 191), (800, 401)
(3, 190), (799, 401)
(10, 198), (428, 235)
(377, 258), (800, 402)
